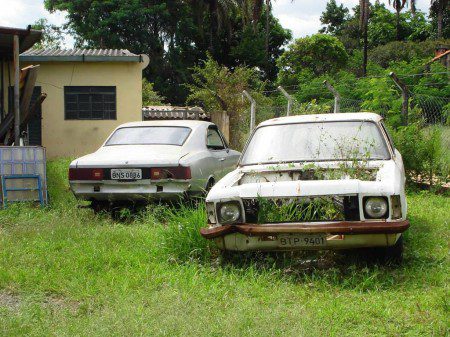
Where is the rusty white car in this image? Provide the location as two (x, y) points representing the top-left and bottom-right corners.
(69, 120), (240, 205)
(201, 113), (409, 261)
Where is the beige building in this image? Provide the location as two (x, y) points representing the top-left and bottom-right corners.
(17, 49), (148, 158)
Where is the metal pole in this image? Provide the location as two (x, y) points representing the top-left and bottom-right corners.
(277, 86), (292, 116)
(389, 72), (409, 126)
(242, 90), (256, 132)
(13, 35), (20, 146)
(323, 80), (340, 113)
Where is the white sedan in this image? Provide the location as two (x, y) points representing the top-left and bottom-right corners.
(201, 113), (409, 262)
(69, 120), (241, 204)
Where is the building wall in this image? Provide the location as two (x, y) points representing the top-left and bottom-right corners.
(21, 61), (143, 158)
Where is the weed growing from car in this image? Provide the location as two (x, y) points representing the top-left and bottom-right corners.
(256, 196), (344, 223)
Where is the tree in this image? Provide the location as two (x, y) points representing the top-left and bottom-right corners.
(389, 0), (407, 40)
(45, 0), (290, 104)
(31, 18), (64, 49)
(430, 0), (449, 38)
(320, 0), (350, 34)
(187, 54), (264, 148)
(360, 0), (370, 76)
(277, 34), (348, 86)
(142, 79), (165, 106)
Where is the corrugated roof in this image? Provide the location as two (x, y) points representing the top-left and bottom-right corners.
(20, 48), (142, 62)
(0, 26), (42, 58)
(142, 106), (209, 121)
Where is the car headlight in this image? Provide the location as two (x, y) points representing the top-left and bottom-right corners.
(217, 201), (241, 224)
(364, 197), (388, 219)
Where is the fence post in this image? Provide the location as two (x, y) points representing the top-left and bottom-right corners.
(389, 71), (409, 126)
(323, 80), (340, 113)
(277, 86), (292, 116)
(242, 90), (256, 132)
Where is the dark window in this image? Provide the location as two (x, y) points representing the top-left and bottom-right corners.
(207, 126), (226, 150)
(64, 86), (116, 120)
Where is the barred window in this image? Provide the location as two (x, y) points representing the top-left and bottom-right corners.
(64, 86), (116, 120)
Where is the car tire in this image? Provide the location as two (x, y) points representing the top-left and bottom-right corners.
(90, 200), (109, 213)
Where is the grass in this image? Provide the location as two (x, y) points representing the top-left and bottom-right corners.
(0, 160), (448, 336)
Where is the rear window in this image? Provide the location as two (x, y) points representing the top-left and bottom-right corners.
(105, 126), (191, 146)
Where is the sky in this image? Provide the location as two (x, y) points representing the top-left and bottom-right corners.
(0, 0), (432, 48)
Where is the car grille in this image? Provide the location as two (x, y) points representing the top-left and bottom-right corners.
(242, 195), (360, 224)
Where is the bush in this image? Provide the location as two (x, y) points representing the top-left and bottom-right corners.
(391, 123), (449, 188)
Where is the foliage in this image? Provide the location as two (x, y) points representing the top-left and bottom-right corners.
(277, 34), (349, 86)
(368, 39), (448, 68)
(391, 123), (449, 187)
(31, 18), (64, 49)
(256, 197), (344, 223)
(320, 0), (350, 35)
(44, 0), (291, 104)
(186, 55), (269, 149)
(142, 79), (165, 106)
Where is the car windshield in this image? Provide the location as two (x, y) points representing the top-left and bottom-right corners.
(105, 126), (191, 146)
(240, 121), (390, 165)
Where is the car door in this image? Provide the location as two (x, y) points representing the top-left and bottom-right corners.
(206, 125), (228, 179)
(217, 128), (240, 175)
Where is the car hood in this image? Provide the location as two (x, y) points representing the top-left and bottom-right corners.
(71, 145), (189, 167)
(206, 160), (404, 201)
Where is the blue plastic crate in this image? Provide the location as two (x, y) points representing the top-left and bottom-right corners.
(0, 146), (48, 204)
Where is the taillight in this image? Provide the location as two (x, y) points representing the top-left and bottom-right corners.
(69, 168), (104, 181)
(150, 166), (191, 180)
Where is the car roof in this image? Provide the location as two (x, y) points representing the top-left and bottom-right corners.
(258, 112), (383, 127)
(117, 120), (214, 130)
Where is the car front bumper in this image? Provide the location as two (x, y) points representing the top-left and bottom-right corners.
(70, 180), (192, 201)
(200, 220), (410, 251)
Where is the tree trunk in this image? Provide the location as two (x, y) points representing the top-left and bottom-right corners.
(208, 0), (218, 53)
(437, 3), (443, 39)
(265, 0), (270, 65)
(363, 26), (368, 76)
(360, 0), (370, 77)
(396, 10), (401, 40)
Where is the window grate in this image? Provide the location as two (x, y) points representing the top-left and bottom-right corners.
(64, 86), (116, 120)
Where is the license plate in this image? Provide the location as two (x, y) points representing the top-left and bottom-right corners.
(278, 234), (327, 247)
(111, 169), (142, 180)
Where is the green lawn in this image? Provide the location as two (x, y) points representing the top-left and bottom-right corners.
(0, 160), (448, 336)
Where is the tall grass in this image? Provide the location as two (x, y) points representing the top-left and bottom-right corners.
(156, 202), (216, 262)
(0, 159), (448, 336)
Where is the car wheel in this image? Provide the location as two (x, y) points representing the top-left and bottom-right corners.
(90, 200), (109, 213)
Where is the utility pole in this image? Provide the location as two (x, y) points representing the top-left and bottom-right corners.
(13, 34), (20, 146)
(323, 80), (340, 113)
(389, 72), (409, 126)
(277, 86), (292, 116)
(242, 90), (256, 132)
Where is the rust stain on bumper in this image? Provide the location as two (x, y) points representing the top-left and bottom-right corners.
(200, 220), (410, 239)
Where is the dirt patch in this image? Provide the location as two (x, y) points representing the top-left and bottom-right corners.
(0, 291), (21, 311)
(43, 294), (81, 315)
